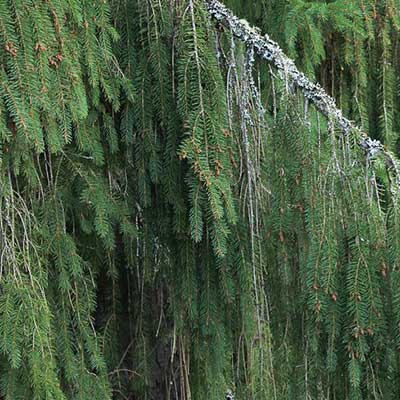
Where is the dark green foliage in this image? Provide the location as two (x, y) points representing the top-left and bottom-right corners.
(0, 0), (400, 399)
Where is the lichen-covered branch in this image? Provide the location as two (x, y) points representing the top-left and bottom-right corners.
(205, 0), (400, 192)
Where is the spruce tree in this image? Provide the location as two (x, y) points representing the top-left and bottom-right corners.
(0, 1), (399, 399)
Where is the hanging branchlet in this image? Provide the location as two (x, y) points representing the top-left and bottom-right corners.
(244, 46), (266, 124)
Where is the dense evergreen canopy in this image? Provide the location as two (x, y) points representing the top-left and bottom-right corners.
(0, 0), (400, 399)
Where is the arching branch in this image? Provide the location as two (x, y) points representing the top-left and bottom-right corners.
(205, 0), (400, 191)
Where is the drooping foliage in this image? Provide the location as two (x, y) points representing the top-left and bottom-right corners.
(0, 0), (399, 399)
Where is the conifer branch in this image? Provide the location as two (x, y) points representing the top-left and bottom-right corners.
(204, 0), (400, 191)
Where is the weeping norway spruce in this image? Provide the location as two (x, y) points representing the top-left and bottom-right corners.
(0, 0), (400, 399)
